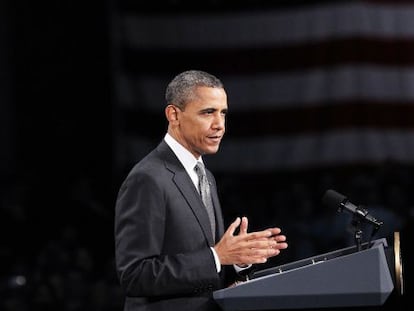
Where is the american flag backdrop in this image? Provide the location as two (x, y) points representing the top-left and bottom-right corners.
(110, 0), (413, 259)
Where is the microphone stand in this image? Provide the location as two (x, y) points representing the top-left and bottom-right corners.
(349, 205), (382, 251)
(349, 215), (363, 252)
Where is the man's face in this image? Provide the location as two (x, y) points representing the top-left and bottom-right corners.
(174, 86), (228, 159)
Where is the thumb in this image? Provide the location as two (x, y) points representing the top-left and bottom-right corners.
(226, 217), (241, 236)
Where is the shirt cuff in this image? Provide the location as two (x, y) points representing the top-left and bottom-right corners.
(234, 263), (252, 273)
(210, 247), (221, 273)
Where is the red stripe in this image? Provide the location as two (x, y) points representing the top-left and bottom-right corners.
(119, 0), (349, 14)
(119, 1), (414, 14)
(122, 38), (414, 75)
(122, 101), (414, 138)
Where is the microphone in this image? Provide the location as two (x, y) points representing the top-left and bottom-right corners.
(322, 189), (383, 228)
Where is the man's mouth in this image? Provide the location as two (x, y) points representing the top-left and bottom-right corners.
(207, 135), (222, 143)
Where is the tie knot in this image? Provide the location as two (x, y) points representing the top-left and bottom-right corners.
(194, 162), (206, 176)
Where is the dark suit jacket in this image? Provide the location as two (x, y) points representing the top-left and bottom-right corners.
(115, 140), (235, 311)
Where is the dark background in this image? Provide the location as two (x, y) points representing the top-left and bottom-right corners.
(0, 0), (412, 310)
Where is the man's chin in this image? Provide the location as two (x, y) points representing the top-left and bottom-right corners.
(202, 147), (220, 155)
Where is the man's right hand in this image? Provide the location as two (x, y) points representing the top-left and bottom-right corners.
(214, 217), (288, 266)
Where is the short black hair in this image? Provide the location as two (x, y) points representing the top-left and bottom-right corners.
(165, 70), (224, 109)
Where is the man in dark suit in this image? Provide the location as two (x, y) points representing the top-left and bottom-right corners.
(114, 70), (288, 311)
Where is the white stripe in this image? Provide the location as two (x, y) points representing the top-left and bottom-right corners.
(123, 3), (414, 49)
(117, 66), (414, 110)
(120, 130), (414, 172)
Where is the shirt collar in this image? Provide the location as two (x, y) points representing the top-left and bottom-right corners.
(164, 133), (203, 173)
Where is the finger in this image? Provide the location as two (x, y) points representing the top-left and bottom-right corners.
(245, 230), (274, 240)
(225, 217), (241, 236)
(274, 242), (288, 250)
(268, 234), (287, 244)
(266, 227), (282, 236)
(240, 216), (248, 235)
(242, 238), (276, 250)
(254, 245), (282, 257)
(273, 234), (287, 242)
(267, 235), (288, 249)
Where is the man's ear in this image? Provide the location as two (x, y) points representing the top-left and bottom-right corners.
(165, 105), (179, 123)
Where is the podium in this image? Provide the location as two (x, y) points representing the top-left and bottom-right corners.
(214, 238), (399, 310)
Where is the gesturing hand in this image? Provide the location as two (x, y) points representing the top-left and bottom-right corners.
(214, 217), (288, 266)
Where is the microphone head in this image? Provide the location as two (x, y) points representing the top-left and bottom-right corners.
(322, 189), (347, 211)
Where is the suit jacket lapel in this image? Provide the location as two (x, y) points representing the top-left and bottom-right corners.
(173, 172), (215, 245)
(157, 141), (216, 245)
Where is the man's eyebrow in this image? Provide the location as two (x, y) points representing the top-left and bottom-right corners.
(199, 107), (228, 113)
(200, 107), (216, 112)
